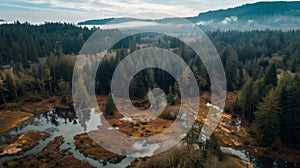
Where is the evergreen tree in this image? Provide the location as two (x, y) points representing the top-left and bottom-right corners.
(264, 63), (277, 88)
(251, 78), (266, 111)
(129, 72), (147, 99)
(255, 87), (281, 145)
(280, 84), (300, 144)
(225, 47), (239, 91)
(239, 78), (254, 121)
(105, 93), (117, 116)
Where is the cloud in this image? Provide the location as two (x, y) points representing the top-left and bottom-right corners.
(19, 0), (199, 17)
(196, 20), (213, 26)
(1, 0), (299, 23)
(221, 16), (238, 24)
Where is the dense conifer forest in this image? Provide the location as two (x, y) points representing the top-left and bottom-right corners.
(0, 22), (299, 150)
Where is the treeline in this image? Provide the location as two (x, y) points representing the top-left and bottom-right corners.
(0, 23), (299, 146)
(208, 30), (300, 90)
(96, 30), (300, 96)
(0, 22), (94, 66)
(208, 31), (300, 146)
(237, 64), (300, 145)
(0, 52), (74, 104)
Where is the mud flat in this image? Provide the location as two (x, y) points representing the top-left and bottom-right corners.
(0, 130), (49, 157)
(0, 96), (73, 136)
(0, 112), (33, 135)
(1, 136), (94, 168)
(74, 133), (126, 165)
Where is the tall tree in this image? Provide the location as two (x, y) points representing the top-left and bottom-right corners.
(255, 87), (281, 145)
(105, 93), (117, 116)
(239, 78), (254, 121)
(225, 47), (239, 91)
(264, 63), (277, 88)
(280, 83), (300, 144)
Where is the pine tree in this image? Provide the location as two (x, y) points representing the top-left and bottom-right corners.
(280, 84), (300, 144)
(264, 63), (277, 88)
(255, 87), (281, 145)
(105, 93), (116, 116)
(251, 78), (266, 111)
(129, 72), (147, 99)
(225, 48), (238, 91)
(239, 78), (254, 121)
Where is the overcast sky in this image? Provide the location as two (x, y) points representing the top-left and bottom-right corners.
(0, 0), (298, 24)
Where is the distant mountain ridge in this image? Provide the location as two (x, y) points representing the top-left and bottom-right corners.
(78, 1), (300, 31)
(190, 1), (300, 20)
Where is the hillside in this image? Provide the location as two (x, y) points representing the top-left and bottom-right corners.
(78, 1), (300, 30)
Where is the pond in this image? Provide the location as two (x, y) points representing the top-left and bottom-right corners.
(0, 108), (134, 168)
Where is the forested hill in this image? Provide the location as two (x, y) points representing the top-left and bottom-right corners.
(189, 1), (300, 21)
(78, 1), (300, 30)
(0, 22), (95, 66)
(1, 22), (300, 69)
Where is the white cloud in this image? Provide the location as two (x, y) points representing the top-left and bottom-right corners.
(221, 16), (238, 24)
(196, 20), (213, 26)
(1, 0), (299, 23)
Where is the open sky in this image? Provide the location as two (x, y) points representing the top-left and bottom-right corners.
(0, 0), (298, 24)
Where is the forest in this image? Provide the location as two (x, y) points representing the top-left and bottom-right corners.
(0, 22), (299, 166)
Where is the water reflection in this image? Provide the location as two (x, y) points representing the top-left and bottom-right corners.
(0, 106), (298, 168)
(0, 108), (133, 168)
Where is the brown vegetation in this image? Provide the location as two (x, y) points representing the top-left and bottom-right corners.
(1, 136), (94, 168)
(0, 130), (49, 157)
(0, 96), (72, 135)
(129, 145), (253, 168)
(74, 133), (125, 165)
(0, 111), (33, 135)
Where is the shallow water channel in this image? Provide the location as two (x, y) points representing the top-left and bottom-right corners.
(0, 109), (134, 167)
(0, 107), (298, 168)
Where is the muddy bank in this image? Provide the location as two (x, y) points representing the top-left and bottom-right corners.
(0, 96), (73, 135)
(74, 133), (125, 165)
(0, 130), (49, 157)
(0, 112), (33, 135)
(0, 96), (72, 114)
(1, 136), (94, 168)
(214, 109), (300, 164)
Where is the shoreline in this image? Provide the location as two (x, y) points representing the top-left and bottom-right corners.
(0, 93), (299, 166)
(0, 96), (72, 136)
(0, 111), (33, 136)
(214, 109), (300, 164)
